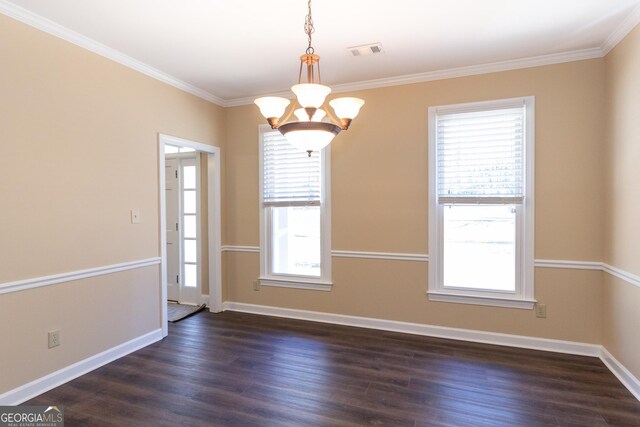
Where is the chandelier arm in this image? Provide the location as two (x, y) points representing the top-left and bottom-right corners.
(323, 103), (348, 130)
(277, 100), (299, 127)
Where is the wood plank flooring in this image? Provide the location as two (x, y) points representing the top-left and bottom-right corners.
(27, 311), (640, 426)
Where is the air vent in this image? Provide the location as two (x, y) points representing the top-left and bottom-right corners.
(348, 43), (384, 57)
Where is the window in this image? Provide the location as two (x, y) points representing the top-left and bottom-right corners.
(428, 97), (535, 309)
(181, 160), (198, 289)
(259, 126), (332, 290)
(164, 144), (196, 154)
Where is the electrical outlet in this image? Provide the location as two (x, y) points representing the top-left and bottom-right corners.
(253, 280), (260, 291)
(535, 303), (547, 318)
(130, 209), (141, 224)
(48, 330), (61, 348)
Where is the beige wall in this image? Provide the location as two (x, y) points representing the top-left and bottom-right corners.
(3, 5), (639, 397)
(0, 15), (225, 394)
(603, 24), (640, 379)
(0, 267), (160, 393)
(224, 59), (607, 344)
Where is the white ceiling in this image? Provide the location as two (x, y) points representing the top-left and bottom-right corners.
(3, 0), (640, 105)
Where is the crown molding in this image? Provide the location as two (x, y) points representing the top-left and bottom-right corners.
(3, 0), (637, 109)
(601, 3), (640, 55)
(225, 92), (292, 108)
(0, 0), (226, 106)
(226, 47), (604, 107)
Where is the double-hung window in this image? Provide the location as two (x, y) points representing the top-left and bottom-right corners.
(428, 97), (535, 309)
(259, 126), (332, 290)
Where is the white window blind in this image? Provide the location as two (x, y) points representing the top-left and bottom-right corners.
(437, 105), (525, 204)
(262, 130), (321, 207)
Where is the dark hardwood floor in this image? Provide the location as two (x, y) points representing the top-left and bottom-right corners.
(28, 311), (640, 426)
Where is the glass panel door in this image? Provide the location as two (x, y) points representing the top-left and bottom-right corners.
(165, 152), (200, 306)
(179, 157), (199, 304)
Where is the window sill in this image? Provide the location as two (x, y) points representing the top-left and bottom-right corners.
(428, 291), (535, 309)
(258, 276), (332, 292)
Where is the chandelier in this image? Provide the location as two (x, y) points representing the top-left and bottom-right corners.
(254, 0), (365, 155)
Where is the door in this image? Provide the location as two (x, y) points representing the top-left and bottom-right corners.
(165, 154), (200, 305)
(165, 158), (180, 301)
(180, 157), (199, 305)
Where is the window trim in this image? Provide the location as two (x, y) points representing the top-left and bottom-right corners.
(428, 97), (535, 309)
(258, 125), (332, 291)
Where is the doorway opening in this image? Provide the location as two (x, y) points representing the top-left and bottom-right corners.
(159, 134), (222, 337)
(165, 153), (200, 305)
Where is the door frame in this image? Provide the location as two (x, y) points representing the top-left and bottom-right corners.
(158, 133), (222, 337)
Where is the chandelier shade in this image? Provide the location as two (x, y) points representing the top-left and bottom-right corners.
(329, 97), (365, 120)
(254, 97), (290, 121)
(278, 122), (341, 153)
(254, 0), (364, 155)
(291, 83), (331, 109)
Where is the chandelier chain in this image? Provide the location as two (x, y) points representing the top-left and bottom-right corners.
(304, 0), (315, 54)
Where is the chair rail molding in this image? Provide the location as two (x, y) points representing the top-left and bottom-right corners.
(222, 246), (640, 288)
(0, 258), (161, 295)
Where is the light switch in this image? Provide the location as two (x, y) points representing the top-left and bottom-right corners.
(131, 209), (141, 224)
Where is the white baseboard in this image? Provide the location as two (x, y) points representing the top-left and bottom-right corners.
(222, 302), (600, 357)
(600, 347), (640, 401)
(200, 294), (210, 307)
(3, 306), (639, 405)
(0, 329), (163, 405)
(223, 302), (640, 401)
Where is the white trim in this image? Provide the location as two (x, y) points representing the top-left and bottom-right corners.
(219, 247), (640, 288)
(535, 260), (640, 289)
(222, 302), (599, 356)
(600, 347), (640, 401)
(225, 49), (603, 107)
(332, 250), (428, 262)
(2, 0), (634, 109)
(159, 134), (221, 154)
(159, 134), (223, 337)
(428, 97), (535, 308)
(159, 143), (169, 336)
(222, 245), (260, 253)
(219, 246), (640, 286)
(603, 263), (640, 289)
(322, 143), (333, 289)
(221, 246), (430, 261)
(200, 294), (210, 307)
(0, 329), (162, 405)
(258, 126), (332, 289)
(535, 259), (603, 270)
(0, 258), (161, 295)
(206, 146), (224, 313)
(535, 260), (640, 290)
(222, 302), (640, 402)
(258, 277), (332, 292)
(601, 3), (640, 55)
(427, 292), (536, 309)
(0, 1), (224, 107)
